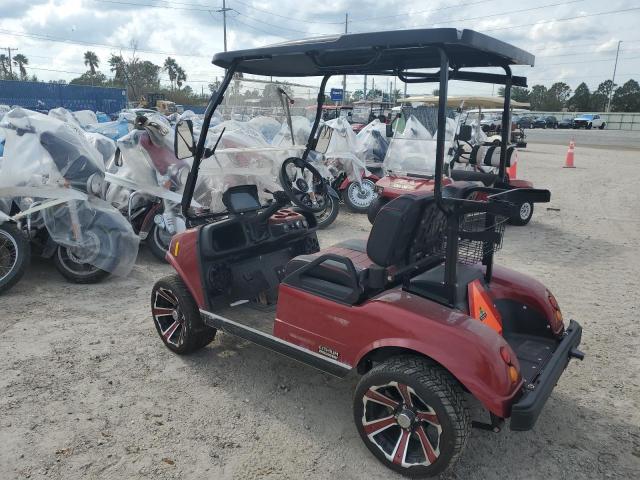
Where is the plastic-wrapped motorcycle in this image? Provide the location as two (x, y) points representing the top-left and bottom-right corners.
(104, 114), (192, 261)
(0, 108), (139, 294)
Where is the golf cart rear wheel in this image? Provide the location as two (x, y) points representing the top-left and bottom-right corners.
(509, 201), (534, 226)
(0, 223), (30, 294)
(151, 274), (216, 354)
(344, 179), (378, 213)
(53, 245), (110, 284)
(354, 356), (470, 478)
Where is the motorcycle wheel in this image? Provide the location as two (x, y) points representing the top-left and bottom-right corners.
(148, 223), (173, 263)
(52, 228), (111, 284)
(314, 195), (339, 229)
(0, 223), (31, 294)
(343, 179), (378, 213)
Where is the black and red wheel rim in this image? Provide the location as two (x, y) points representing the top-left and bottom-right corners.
(360, 381), (442, 468)
(153, 287), (185, 347)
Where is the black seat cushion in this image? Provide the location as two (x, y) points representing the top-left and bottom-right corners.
(450, 169), (498, 187)
(366, 194), (428, 267)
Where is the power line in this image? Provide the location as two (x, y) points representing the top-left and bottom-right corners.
(232, 0), (344, 25)
(0, 28), (215, 60)
(91, 0), (220, 12)
(482, 6), (640, 33)
(349, 0), (494, 23)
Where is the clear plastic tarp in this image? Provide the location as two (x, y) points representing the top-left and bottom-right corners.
(320, 116), (367, 183)
(384, 113), (458, 176)
(0, 107), (138, 276)
(356, 119), (389, 165)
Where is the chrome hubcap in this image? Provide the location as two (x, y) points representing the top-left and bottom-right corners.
(520, 202), (532, 220)
(348, 179), (377, 208)
(361, 381), (442, 468)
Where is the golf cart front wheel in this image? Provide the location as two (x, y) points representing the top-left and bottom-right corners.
(509, 201), (534, 226)
(151, 274), (216, 354)
(0, 223), (31, 294)
(344, 178), (378, 213)
(354, 356), (470, 478)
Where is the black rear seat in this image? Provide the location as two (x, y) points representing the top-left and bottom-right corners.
(450, 169), (498, 186)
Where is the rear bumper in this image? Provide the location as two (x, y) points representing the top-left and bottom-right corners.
(509, 319), (583, 431)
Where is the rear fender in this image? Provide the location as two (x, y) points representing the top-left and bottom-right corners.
(355, 322), (522, 418)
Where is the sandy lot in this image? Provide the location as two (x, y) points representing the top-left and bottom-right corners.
(1, 142), (639, 480)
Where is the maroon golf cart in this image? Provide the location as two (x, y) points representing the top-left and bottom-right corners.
(150, 28), (583, 478)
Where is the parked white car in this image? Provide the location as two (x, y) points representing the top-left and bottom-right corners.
(572, 114), (605, 129)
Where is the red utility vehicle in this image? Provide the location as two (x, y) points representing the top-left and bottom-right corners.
(369, 96), (536, 226)
(151, 29), (583, 478)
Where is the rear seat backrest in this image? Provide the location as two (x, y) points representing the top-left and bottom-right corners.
(366, 194), (426, 267)
(483, 145), (515, 167)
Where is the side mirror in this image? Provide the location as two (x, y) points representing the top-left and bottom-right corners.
(385, 123), (393, 138)
(458, 125), (473, 142)
(174, 120), (194, 160)
(314, 125), (333, 154)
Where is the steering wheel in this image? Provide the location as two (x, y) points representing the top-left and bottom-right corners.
(279, 157), (329, 213)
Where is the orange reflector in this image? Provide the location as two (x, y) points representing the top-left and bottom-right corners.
(508, 365), (519, 383)
(468, 279), (503, 335)
(555, 309), (563, 323)
(173, 241), (180, 257)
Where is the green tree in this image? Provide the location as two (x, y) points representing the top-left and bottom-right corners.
(351, 89), (364, 101)
(163, 57), (179, 89)
(591, 80), (616, 111)
(175, 65), (186, 89)
(545, 82), (571, 110)
(12, 53), (29, 80)
(108, 54), (127, 84)
(208, 79), (221, 94)
(567, 82), (590, 111)
(0, 54), (10, 79)
(497, 86), (529, 103)
(70, 72), (108, 86)
(611, 79), (640, 112)
(366, 88), (383, 100)
(529, 85), (547, 110)
(83, 51), (99, 75)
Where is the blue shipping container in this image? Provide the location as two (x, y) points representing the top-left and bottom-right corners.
(0, 80), (126, 114)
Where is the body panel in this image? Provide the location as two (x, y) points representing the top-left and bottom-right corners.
(166, 228), (206, 308)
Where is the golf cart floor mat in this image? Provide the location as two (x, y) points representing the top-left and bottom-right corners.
(210, 301), (277, 336)
(504, 333), (557, 384)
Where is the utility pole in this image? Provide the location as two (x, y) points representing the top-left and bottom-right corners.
(363, 74), (367, 99)
(606, 40), (622, 113)
(4, 47), (17, 77)
(217, 0), (231, 52)
(342, 12), (348, 105)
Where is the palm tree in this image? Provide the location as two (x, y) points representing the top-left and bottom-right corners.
(12, 54), (28, 79)
(163, 57), (178, 90)
(176, 66), (186, 89)
(0, 54), (8, 78)
(84, 51), (99, 75)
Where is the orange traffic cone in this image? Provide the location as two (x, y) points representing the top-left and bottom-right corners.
(507, 150), (518, 179)
(564, 140), (576, 168)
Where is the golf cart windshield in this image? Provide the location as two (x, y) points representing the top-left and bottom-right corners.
(184, 77), (324, 213)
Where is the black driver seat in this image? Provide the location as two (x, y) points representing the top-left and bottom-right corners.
(284, 193), (445, 303)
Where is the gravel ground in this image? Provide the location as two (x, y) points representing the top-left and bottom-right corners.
(1, 142), (639, 480)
